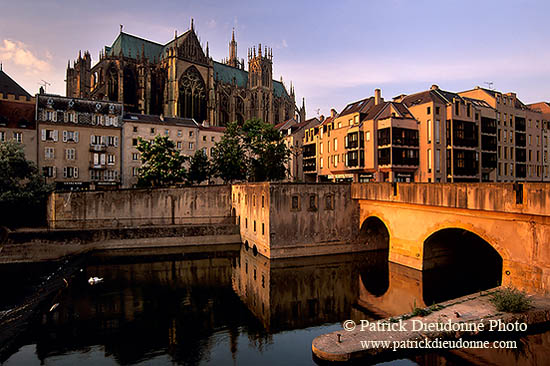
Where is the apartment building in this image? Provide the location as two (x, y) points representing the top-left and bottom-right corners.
(525, 101), (550, 181)
(276, 117), (320, 182)
(122, 113), (199, 187)
(0, 68), (37, 163)
(459, 87), (543, 182)
(197, 122), (226, 160)
(36, 94), (123, 190)
(400, 86), (483, 182)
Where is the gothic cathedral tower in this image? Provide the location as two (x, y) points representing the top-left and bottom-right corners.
(248, 44), (273, 123)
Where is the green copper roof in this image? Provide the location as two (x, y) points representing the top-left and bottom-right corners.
(213, 61), (289, 98)
(273, 80), (288, 98)
(107, 33), (163, 61)
(213, 61), (249, 88)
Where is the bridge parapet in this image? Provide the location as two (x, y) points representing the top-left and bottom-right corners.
(352, 183), (550, 216)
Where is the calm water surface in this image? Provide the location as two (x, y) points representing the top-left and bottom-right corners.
(1, 247), (549, 366)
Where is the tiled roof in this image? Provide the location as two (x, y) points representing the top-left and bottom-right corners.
(362, 102), (388, 121)
(198, 125), (226, 132)
(0, 70), (32, 99)
(0, 100), (35, 129)
(461, 96), (494, 109)
(339, 97), (373, 117)
(124, 112), (198, 128)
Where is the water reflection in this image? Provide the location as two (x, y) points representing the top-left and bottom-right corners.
(1, 246), (549, 366)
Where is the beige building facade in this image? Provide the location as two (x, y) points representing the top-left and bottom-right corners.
(36, 94), (123, 190)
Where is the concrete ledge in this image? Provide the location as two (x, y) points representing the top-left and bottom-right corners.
(312, 289), (550, 363)
(269, 242), (372, 259)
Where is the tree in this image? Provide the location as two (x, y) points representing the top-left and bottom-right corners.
(211, 118), (290, 183)
(211, 121), (248, 184)
(241, 118), (289, 181)
(0, 140), (52, 227)
(136, 135), (187, 187)
(187, 149), (211, 185)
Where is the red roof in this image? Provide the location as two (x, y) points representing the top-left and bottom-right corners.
(0, 99), (36, 129)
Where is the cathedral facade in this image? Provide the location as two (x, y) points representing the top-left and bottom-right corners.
(66, 21), (304, 126)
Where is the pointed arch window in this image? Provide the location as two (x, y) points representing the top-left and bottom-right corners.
(178, 67), (206, 122)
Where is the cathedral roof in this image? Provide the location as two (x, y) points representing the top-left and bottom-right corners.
(107, 32), (164, 61)
(124, 112), (198, 128)
(0, 69), (32, 99)
(212, 61), (289, 98)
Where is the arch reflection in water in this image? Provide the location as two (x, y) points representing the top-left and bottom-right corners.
(231, 246), (388, 331)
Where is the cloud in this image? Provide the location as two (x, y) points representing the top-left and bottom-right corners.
(0, 39), (51, 75)
(282, 39), (288, 48)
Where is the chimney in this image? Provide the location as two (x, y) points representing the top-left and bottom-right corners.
(431, 84), (439, 90)
(319, 115), (325, 123)
(374, 88), (382, 105)
(330, 108), (337, 118)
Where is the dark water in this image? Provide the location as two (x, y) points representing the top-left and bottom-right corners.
(1, 247), (550, 366)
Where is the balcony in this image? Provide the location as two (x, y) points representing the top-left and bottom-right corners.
(90, 144), (107, 152)
(89, 162), (107, 170)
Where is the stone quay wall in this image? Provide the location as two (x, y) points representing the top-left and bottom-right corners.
(47, 185), (233, 229)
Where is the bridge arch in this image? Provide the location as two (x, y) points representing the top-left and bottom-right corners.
(422, 226), (503, 303)
(358, 215), (390, 251)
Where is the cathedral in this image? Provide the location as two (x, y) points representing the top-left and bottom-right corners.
(66, 20), (304, 126)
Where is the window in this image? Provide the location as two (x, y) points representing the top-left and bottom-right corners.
(150, 128), (155, 134)
(427, 120), (432, 143)
(320, 142), (323, 154)
(43, 166), (56, 178)
(504, 147), (508, 159)
(435, 149), (440, 172)
(309, 194), (317, 210)
(107, 154), (115, 165)
(66, 112), (75, 123)
(291, 195), (300, 210)
(42, 129), (58, 141)
(211, 136), (215, 142)
(338, 122), (342, 128)
(354, 115), (359, 124)
(132, 167), (139, 176)
(95, 115), (102, 125)
(91, 135), (102, 145)
(63, 166), (78, 178)
(65, 148), (76, 160)
(455, 101), (460, 116)
(13, 132), (22, 143)
(189, 142), (194, 150)
(189, 131), (194, 137)
(132, 138), (138, 147)
(177, 130), (182, 137)
(177, 141), (182, 149)
(325, 194), (334, 210)
(0, 131), (5, 141)
(132, 153), (139, 161)
(320, 157), (323, 168)
(133, 126), (138, 132)
(435, 120), (440, 144)
(62, 131), (79, 143)
(165, 129), (169, 135)
(45, 147), (55, 159)
(91, 170), (102, 180)
(203, 136), (207, 141)
(366, 131), (371, 141)
(107, 136), (119, 147)
(245, 218), (248, 228)
(253, 220), (256, 232)
(210, 147), (215, 156)
(427, 149), (432, 172)
(334, 138), (338, 151)
(104, 170), (119, 181)
(435, 106), (440, 115)
(427, 106), (431, 114)
(261, 195), (265, 208)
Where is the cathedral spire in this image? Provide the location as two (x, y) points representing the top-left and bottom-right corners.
(227, 28), (238, 68)
(191, 18), (194, 32)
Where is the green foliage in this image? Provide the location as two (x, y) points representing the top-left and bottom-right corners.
(212, 118), (290, 183)
(136, 135), (187, 187)
(490, 287), (532, 313)
(187, 149), (212, 185)
(211, 121), (248, 184)
(0, 140), (52, 227)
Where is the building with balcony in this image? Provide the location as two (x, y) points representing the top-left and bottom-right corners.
(36, 94), (123, 190)
(459, 87), (543, 182)
(525, 101), (550, 181)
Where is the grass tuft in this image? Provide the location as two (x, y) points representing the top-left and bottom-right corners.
(490, 287), (532, 313)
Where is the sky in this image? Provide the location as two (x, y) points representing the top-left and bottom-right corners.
(1, 0), (550, 118)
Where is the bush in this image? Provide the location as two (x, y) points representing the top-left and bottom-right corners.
(490, 287), (532, 313)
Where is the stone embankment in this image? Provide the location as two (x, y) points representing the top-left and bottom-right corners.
(1, 224), (241, 263)
(312, 289), (550, 363)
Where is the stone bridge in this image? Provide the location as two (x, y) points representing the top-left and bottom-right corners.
(353, 182), (550, 295)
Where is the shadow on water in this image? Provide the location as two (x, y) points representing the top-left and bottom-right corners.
(0, 234), (548, 366)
